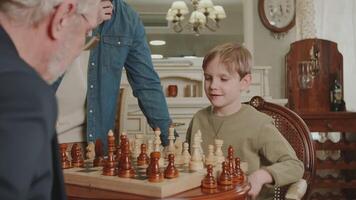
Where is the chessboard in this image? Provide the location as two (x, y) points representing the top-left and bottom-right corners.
(63, 163), (205, 198)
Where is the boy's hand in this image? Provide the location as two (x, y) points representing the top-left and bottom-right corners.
(247, 169), (273, 200)
(97, 0), (113, 25)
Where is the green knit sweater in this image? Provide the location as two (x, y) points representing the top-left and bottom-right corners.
(186, 104), (304, 199)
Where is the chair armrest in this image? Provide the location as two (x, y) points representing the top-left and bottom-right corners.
(285, 179), (307, 200)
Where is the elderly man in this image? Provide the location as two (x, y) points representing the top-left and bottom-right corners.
(0, 0), (100, 199)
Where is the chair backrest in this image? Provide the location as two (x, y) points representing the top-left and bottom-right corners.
(246, 96), (315, 199)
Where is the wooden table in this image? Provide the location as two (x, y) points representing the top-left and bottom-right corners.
(66, 182), (251, 200)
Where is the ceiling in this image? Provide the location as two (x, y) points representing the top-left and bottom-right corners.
(124, 0), (245, 57)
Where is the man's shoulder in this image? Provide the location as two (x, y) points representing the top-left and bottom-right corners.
(0, 66), (54, 106)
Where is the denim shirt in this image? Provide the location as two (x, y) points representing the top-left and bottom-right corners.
(86, 0), (171, 147)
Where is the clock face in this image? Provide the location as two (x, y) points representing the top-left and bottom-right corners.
(258, 0), (296, 33)
(264, 0), (295, 28)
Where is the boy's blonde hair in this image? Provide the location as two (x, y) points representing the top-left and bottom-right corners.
(202, 42), (252, 79)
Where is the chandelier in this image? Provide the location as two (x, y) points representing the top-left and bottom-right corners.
(166, 0), (226, 36)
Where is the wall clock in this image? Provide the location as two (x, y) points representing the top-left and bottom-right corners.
(258, 0), (296, 34)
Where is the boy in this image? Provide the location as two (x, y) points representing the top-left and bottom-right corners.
(186, 43), (304, 200)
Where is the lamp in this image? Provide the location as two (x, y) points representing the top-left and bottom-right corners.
(166, 0), (226, 36)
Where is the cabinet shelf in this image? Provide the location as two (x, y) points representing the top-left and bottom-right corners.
(317, 160), (356, 170)
(314, 141), (356, 150)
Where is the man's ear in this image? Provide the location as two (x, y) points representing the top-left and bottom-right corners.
(49, 2), (76, 40)
(240, 74), (252, 91)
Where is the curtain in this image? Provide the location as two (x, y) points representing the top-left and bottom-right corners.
(314, 0), (356, 111)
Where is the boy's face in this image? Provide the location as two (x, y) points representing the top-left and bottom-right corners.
(204, 56), (251, 115)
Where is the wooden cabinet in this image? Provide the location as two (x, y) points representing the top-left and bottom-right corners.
(286, 39), (356, 199)
(300, 112), (356, 199)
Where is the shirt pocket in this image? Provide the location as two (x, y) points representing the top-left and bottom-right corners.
(102, 35), (133, 71)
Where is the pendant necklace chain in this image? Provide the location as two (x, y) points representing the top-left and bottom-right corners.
(208, 106), (225, 139)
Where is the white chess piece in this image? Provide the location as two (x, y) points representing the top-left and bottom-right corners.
(214, 139), (225, 166)
(166, 127), (176, 157)
(85, 141), (95, 160)
(194, 130), (204, 158)
(174, 139), (184, 165)
(189, 137), (204, 171)
(147, 139), (154, 156)
(153, 129), (164, 166)
(182, 142), (191, 166)
(205, 144), (216, 167)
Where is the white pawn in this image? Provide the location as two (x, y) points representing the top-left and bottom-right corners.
(205, 144), (216, 167)
(182, 142), (191, 166)
(214, 139), (225, 166)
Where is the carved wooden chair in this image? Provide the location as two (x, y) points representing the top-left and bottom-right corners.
(247, 96), (315, 200)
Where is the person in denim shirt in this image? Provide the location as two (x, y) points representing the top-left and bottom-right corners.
(54, 0), (173, 148)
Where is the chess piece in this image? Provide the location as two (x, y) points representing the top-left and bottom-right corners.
(148, 151), (163, 182)
(118, 132), (135, 178)
(201, 164), (217, 189)
(182, 142), (191, 166)
(103, 130), (117, 176)
(132, 134), (145, 159)
(153, 128), (164, 166)
(71, 143), (84, 167)
(166, 126), (176, 158)
(137, 144), (149, 166)
(164, 154), (179, 179)
(214, 139), (225, 167)
(193, 130), (204, 162)
(153, 128), (162, 152)
(174, 140), (184, 165)
(147, 139), (154, 156)
(227, 146), (238, 183)
(205, 144), (216, 167)
(93, 139), (104, 167)
(218, 161), (232, 187)
(85, 141), (95, 160)
(234, 157), (244, 184)
(132, 139), (141, 159)
(189, 139), (204, 171)
(60, 143), (71, 169)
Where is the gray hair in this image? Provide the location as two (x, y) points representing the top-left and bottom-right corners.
(0, 0), (98, 25)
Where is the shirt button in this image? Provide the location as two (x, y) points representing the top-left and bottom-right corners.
(89, 109), (93, 113)
(91, 62), (95, 66)
(117, 41), (121, 45)
(89, 134), (93, 138)
(90, 85), (94, 89)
